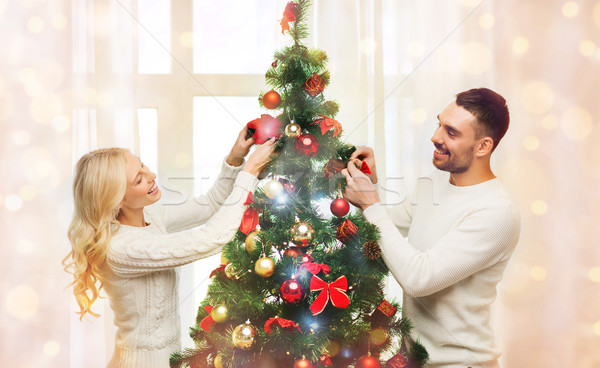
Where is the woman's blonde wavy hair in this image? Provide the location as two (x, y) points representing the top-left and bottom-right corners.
(63, 148), (129, 319)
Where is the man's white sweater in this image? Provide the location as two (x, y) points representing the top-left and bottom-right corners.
(101, 160), (258, 368)
(363, 169), (520, 368)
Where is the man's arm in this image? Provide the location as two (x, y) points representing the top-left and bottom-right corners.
(362, 203), (520, 297)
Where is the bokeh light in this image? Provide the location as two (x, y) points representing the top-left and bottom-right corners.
(541, 114), (558, 130)
(360, 37), (377, 55)
(43, 340), (60, 357)
(406, 40), (424, 58)
(30, 93), (63, 124)
(6, 285), (39, 320)
(411, 107), (428, 125)
(594, 2), (600, 28)
(460, 42), (491, 74)
(560, 107), (593, 141)
(12, 130), (31, 146)
(512, 36), (530, 55)
(27, 16), (45, 33)
(594, 321), (600, 336)
(531, 200), (548, 215)
(52, 115), (71, 132)
(180, 31), (194, 48)
(579, 41), (596, 57)
(4, 194), (23, 212)
(19, 185), (37, 201)
(562, 2), (579, 18)
(478, 13), (495, 29)
(523, 135), (540, 151)
(588, 267), (600, 283)
(52, 14), (68, 30)
(530, 266), (547, 281)
(520, 81), (554, 114)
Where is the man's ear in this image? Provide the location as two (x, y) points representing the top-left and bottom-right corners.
(476, 137), (494, 157)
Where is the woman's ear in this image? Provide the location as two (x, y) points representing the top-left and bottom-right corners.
(476, 137), (494, 157)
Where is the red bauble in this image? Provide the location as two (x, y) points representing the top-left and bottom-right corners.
(283, 247), (303, 258)
(330, 198), (350, 217)
(262, 90), (282, 109)
(294, 358), (314, 368)
(295, 134), (319, 157)
(356, 354), (382, 368)
(280, 279), (306, 303)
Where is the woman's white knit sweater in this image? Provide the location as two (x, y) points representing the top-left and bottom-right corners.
(101, 159), (258, 368)
(363, 169), (520, 368)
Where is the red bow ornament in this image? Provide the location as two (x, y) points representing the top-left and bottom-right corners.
(240, 207), (259, 235)
(360, 161), (372, 175)
(311, 115), (342, 137)
(247, 114), (283, 144)
(280, 2), (298, 34)
(309, 275), (350, 315)
(264, 317), (303, 335)
(200, 306), (216, 332)
(299, 261), (330, 275)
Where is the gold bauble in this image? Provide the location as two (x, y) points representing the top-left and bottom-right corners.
(220, 252), (229, 265)
(369, 327), (388, 346)
(214, 354), (225, 368)
(210, 304), (230, 323)
(255, 256), (275, 277)
(224, 263), (237, 279)
(284, 122), (302, 138)
(245, 229), (261, 253)
(290, 221), (314, 247)
(264, 179), (284, 199)
(232, 322), (257, 350)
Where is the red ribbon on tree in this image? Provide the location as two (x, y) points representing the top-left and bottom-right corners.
(200, 306), (216, 332)
(209, 264), (226, 279)
(240, 207), (259, 235)
(245, 192), (254, 205)
(247, 114), (283, 144)
(264, 317), (303, 335)
(299, 261), (330, 275)
(311, 115), (342, 137)
(280, 1), (298, 34)
(309, 275), (351, 315)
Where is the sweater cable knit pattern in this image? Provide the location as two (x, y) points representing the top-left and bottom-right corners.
(101, 159), (258, 368)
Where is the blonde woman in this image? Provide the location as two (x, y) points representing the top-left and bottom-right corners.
(64, 127), (276, 368)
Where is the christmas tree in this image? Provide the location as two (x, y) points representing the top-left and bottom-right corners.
(171, 1), (428, 367)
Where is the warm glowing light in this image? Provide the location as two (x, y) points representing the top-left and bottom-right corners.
(175, 152), (191, 168)
(52, 14), (68, 30)
(406, 41), (425, 58)
(180, 31), (194, 48)
(411, 107), (428, 125)
(97, 92), (113, 108)
(19, 185), (37, 201)
(512, 36), (530, 55)
(560, 107), (593, 141)
(594, 3), (600, 28)
(30, 93), (63, 124)
(18, 67), (35, 83)
(589, 267), (600, 282)
(0, 194), (3, 206)
(43, 340), (60, 357)
(541, 115), (558, 130)
(52, 115), (71, 132)
(6, 285), (39, 320)
(360, 37), (377, 55)
(24, 81), (43, 98)
(478, 13), (495, 29)
(531, 200), (547, 215)
(579, 40), (596, 56)
(562, 2), (579, 18)
(523, 136), (540, 151)
(12, 130), (31, 146)
(27, 17), (45, 33)
(460, 42), (491, 74)
(4, 194), (22, 212)
(530, 266), (546, 281)
(594, 321), (600, 336)
(520, 81), (554, 115)
(459, 0), (481, 7)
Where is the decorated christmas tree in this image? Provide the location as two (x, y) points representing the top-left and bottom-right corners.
(171, 1), (428, 367)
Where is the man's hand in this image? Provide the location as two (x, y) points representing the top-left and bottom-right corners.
(350, 146), (378, 184)
(341, 161), (381, 210)
(226, 126), (255, 167)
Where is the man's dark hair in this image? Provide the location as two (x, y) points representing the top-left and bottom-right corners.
(456, 88), (510, 152)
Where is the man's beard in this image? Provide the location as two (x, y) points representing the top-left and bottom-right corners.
(432, 144), (475, 174)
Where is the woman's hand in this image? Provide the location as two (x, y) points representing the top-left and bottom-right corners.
(349, 146), (378, 184)
(226, 126), (255, 167)
(244, 138), (277, 177)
